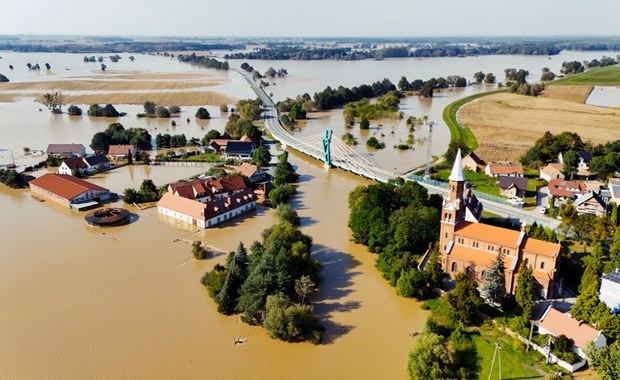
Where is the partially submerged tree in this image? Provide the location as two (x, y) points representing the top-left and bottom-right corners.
(42, 89), (63, 114)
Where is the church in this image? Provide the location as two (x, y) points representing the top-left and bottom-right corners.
(439, 150), (561, 299)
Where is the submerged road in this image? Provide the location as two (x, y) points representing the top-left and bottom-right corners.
(237, 70), (560, 229)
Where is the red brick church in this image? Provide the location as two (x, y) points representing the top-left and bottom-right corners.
(439, 150), (561, 299)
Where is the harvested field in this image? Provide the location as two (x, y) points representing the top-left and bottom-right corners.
(538, 85), (593, 103)
(50, 91), (237, 106)
(0, 78), (220, 92)
(459, 91), (620, 162)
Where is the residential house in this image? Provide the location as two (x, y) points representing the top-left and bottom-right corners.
(462, 152), (485, 172)
(157, 176), (256, 228)
(600, 271), (620, 313)
(440, 150), (561, 299)
(558, 151), (592, 173)
(46, 143), (86, 158)
(574, 190), (606, 216)
(225, 141), (254, 159)
(209, 139), (231, 153)
(540, 163), (565, 181)
(235, 163), (269, 182)
(58, 155), (110, 176)
(485, 162), (524, 177)
(29, 173), (110, 208)
(107, 144), (137, 161)
(499, 176), (528, 199)
(608, 178), (620, 204)
(548, 179), (586, 201)
(538, 306), (607, 359)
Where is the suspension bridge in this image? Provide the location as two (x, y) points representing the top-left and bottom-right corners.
(237, 70), (560, 229)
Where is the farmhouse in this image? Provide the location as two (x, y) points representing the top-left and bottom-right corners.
(440, 150), (561, 298)
(46, 143), (86, 158)
(58, 155), (110, 176)
(485, 162), (524, 178)
(107, 144), (137, 160)
(462, 152), (485, 172)
(539, 163), (565, 181)
(499, 176), (528, 199)
(29, 173), (110, 208)
(538, 306), (606, 359)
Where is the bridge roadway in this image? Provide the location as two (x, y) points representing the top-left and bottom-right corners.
(238, 70), (560, 230)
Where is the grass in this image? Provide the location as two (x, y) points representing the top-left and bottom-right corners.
(442, 89), (506, 152)
(552, 65), (620, 86)
(434, 168), (500, 196)
(179, 152), (223, 162)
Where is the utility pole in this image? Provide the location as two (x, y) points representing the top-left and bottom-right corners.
(424, 120), (435, 178)
(488, 339), (502, 380)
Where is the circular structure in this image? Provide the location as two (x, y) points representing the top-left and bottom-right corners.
(84, 208), (130, 227)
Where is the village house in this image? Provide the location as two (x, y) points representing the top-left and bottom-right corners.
(599, 271), (620, 313)
(157, 175), (257, 227)
(29, 173), (110, 208)
(558, 151), (592, 173)
(224, 141), (254, 159)
(235, 162), (269, 182)
(46, 143), (86, 158)
(538, 306), (607, 359)
(539, 163), (565, 181)
(499, 176), (528, 199)
(485, 162), (524, 178)
(462, 152), (485, 172)
(574, 190), (606, 216)
(440, 151), (561, 299)
(58, 155), (110, 176)
(107, 144), (137, 161)
(548, 179), (586, 202)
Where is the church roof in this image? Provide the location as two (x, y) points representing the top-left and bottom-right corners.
(449, 149), (465, 182)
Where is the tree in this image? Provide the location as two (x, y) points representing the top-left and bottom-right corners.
(571, 263), (601, 322)
(236, 254), (281, 324)
(424, 244), (444, 288)
(90, 131), (112, 154)
(268, 184), (296, 206)
(484, 72), (496, 83)
(481, 250), (506, 304)
(201, 129), (221, 146)
(473, 71), (485, 83)
(274, 152), (299, 185)
(359, 117), (370, 130)
(192, 241), (206, 260)
(263, 293), (323, 343)
(67, 105), (82, 116)
(143, 101), (156, 115)
(396, 270), (427, 299)
(275, 203), (300, 226)
(252, 146), (272, 167)
(515, 263), (535, 321)
(155, 106), (170, 118)
(407, 332), (456, 379)
(366, 137), (385, 149)
(42, 89), (63, 114)
(447, 272), (481, 325)
(294, 275), (315, 305)
(195, 107), (211, 120)
(588, 341), (620, 380)
(419, 81), (434, 98)
(562, 150), (579, 177)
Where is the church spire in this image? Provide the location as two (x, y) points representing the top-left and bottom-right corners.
(449, 149), (465, 182)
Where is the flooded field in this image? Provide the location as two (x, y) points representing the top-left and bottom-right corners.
(586, 86), (620, 107)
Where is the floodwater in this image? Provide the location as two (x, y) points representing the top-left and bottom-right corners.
(586, 86), (620, 107)
(1, 50), (617, 379)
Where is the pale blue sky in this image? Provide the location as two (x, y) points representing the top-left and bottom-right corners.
(3, 0), (620, 37)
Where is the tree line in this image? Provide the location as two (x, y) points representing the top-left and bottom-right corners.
(0, 42), (243, 53)
(90, 122), (152, 154)
(177, 53), (229, 70)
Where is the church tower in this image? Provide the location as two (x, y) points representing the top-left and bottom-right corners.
(439, 149), (465, 258)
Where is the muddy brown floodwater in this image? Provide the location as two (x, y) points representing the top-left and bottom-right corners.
(0, 153), (428, 379)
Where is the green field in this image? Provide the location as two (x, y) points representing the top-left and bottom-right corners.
(552, 65), (620, 86)
(442, 89), (506, 152)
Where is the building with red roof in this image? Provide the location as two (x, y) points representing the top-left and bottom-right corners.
(29, 173), (110, 207)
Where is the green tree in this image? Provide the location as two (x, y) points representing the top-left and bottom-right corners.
(366, 137), (385, 149)
(274, 152), (299, 185)
(268, 184), (296, 206)
(143, 101), (156, 115)
(275, 203), (300, 226)
(424, 244), (444, 288)
(588, 341), (620, 380)
(294, 275), (315, 305)
(155, 106), (171, 118)
(419, 81), (434, 98)
(473, 71), (485, 83)
(484, 72), (496, 83)
(262, 292), (323, 343)
(192, 241), (206, 260)
(396, 270), (427, 299)
(407, 332), (456, 380)
(359, 117), (370, 130)
(481, 250), (506, 304)
(447, 272), (481, 325)
(562, 150), (579, 177)
(200, 263), (227, 298)
(195, 107), (211, 120)
(252, 145), (272, 167)
(67, 105), (82, 116)
(201, 129), (221, 146)
(236, 254), (281, 324)
(571, 263), (601, 322)
(515, 263), (535, 321)
(42, 89), (63, 113)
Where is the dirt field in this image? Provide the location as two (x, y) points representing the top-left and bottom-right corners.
(459, 86), (620, 162)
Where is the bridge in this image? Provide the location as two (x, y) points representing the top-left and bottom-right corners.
(238, 70), (560, 229)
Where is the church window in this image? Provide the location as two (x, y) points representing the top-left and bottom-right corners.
(540, 261), (545, 270)
(451, 262), (457, 272)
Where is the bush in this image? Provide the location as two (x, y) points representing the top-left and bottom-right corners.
(67, 105), (83, 116)
(192, 241), (207, 260)
(195, 107), (211, 119)
(366, 137), (385, 149)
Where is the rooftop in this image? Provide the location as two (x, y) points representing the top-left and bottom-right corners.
(548, 179), (586, 198)
(499, 176), (528, 190)
(449, 148), (465, 182)
(539, 307), (602, 349)
(456, 221), (521, 248)
(522, 237), (560, 258)
(487, 162), (524, 175)
(29, 173), (108, 200)
(108, 144), (136, 156)
(46, 143), (85, 154)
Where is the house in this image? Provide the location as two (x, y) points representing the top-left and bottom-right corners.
(29, 173), (110, 208)
(234, 163), (269, 182)
(538, 306), (607, 359)
(548, 179), (586, 201)
(485, 162), (524, 177)
(574, 190), (606, 216)
(600, 271), (620, 313)
(46, 143), (86, 158)
(225, 141), (254, 159)
(558, 151), (592, 172)
(499, 176), (528, 199)
(168, 176), (247, 203)
(608, 178), (620, 204)
(440, 150), (561, 299)
(462, 152), (485, 172)
(58, 155), (110, 176)
(107, 144), (137, 160)
(157, 187), (256, 228)
(209, 139), (231, 153)
(540, 163), (565, 181)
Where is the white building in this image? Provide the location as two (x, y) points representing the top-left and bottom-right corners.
(600, 271), (620, 313)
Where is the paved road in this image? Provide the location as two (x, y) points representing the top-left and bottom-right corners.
(237, 70), (560, 229)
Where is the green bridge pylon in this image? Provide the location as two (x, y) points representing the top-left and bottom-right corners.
(322, 129), (333, 168)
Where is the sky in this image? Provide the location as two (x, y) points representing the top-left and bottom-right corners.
(3, 0), (620, 38)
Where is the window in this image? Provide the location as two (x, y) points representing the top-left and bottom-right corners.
(540, 262), (545, 270)
(524, 258), (529, 266)
(445, 232), (448, 238)
(451, 262), (457, 272)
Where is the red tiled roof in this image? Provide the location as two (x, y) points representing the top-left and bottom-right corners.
(235, 163), (259, 178)
(548, 179), (586, 198)
(487, 163), (524, 175)
(108, 144), (136, 156)
(157, 192), (206, 220)
(169, 176), (247, 200)
(29, 173), (108, 200)
(539, 307), (602, 348)
(456, 221), (521, 248)
(522, 237), (560, 258)
(449, 244), (513, 268)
